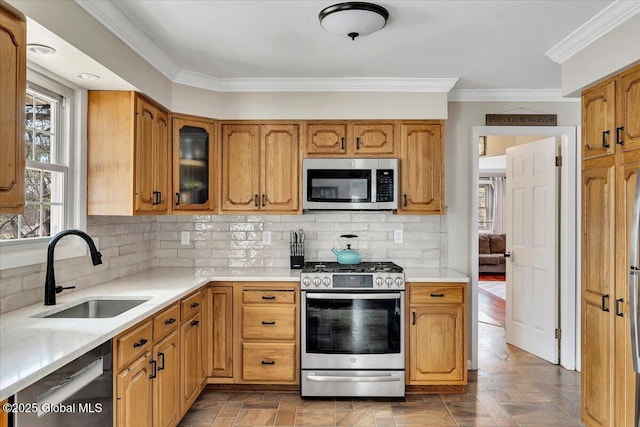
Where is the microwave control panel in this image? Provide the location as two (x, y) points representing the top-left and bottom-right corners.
(376, 170), (394, 202)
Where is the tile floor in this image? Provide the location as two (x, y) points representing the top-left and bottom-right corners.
(178, 322), (583, 426)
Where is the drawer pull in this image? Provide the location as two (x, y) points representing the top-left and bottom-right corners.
(190, 302), (200, 308)
(261, 360), (275, 365)
(133, 338), (148, 348)
(164, 318), (176, 325)
(190, 320), (200, 327)
(261, 295), (276, 300)
(261, 321), (276, 325)
(430, 293), (445, 298)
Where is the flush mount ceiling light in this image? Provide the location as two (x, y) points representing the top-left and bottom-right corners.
(75, 73), (100, 80)
(319, 2), (389, 40)
(26, 44), (56, 55)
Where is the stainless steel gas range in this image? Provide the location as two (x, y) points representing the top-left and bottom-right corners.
(300, 262), (405, 398)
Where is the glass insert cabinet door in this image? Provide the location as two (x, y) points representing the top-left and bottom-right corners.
(172, 117), (216, 211)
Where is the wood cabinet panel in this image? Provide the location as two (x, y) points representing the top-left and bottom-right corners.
(261, 124), (299, 212)
(154, 111), (170, 211)
(181, 312), (203, 412)
(242, 342), (296, 382)
(153, 329), (180, 427)
(242, 288), (296, 304)
(409, 284), (464, 305)
(208, 286), (234, 378)
(181, 290), (203, 321)
(221, 124), (260, 211)
(153, 303), (180, 341)
(619, 66), (640, 153)
(115, 352), (153, 427)
(115, 319), (153, 371)
(0, 6), (25, 213)
(353, 122), (395, 155)
(305, 123), (346, 155)
(582, 79), (617, 160)
(242, 306), (295, 340)
(399, 122), (444, 214)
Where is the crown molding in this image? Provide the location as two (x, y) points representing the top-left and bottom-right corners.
(174, 71), (460, 92)
(448, 89), (579, 102)
(74, 0), (180, 79)
(545, 0), (640, 64)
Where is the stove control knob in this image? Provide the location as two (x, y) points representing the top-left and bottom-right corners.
(395, 277), (404, 287)
(375, 277), (384, 287)
(385, 277), (394, 287)
(313, 277), (321, 286)
(322, 277), (331, 286)
(302, 277), (311, 286)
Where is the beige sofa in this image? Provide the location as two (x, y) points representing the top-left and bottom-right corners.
(479, 234), (506, 274)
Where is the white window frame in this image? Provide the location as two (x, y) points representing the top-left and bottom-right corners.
(478, 178), (493, 234)
(0, 65), (88, 270)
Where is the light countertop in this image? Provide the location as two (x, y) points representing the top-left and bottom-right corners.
(0, 265), (467, 400)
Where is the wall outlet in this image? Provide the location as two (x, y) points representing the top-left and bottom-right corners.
(262, 231), (271, 244)
(394, 229), (403, 243)
(180, 231), (190, 246)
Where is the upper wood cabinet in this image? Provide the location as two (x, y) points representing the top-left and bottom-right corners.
(305, 121), (396, 157)
(582, 62), (640, 161)
(88, 91), (170, 215)
(171, 114), (216, 213)
(220, 122), (299, 213)
(398, 121), (444, 214)
(0, 5), (25, 214)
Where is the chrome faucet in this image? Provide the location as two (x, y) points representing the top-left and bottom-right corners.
(45, 229), (103, 305)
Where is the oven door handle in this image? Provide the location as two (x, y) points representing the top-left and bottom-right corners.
(305, 372), (403, 382)
(305, 293), (402, 300)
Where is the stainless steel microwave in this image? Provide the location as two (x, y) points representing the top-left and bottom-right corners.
(303, 158), (399, 211)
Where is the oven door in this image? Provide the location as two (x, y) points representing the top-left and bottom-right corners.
(301, 291), (404, 370)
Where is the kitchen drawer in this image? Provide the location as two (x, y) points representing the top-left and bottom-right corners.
(242, 306), (295, 340)
(115, 319), (153, 370)
(153, 302), (180, 340)
(409, 284), (464, 305)
(242, 342), (296, 382)
(181, 290), (203, 321)
(242, 288), (295, 304)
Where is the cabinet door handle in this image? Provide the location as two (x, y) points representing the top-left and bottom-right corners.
(341, 137), (345, 150)
(158, 352), (165, 371)
(158, 191), (162, 204)
(412, 311), (416, 325)
(151, 191), (158, 205)
(149, 359), (157, 379)
(164, 318), (176, 325)
(261, 321), (276, 325)
(254, 194), (258, 207)
(616, 298), (624, 317)
(190, 302), (200, 308)
(262, 295), (276, 300)
(430, 293), (445, 298)
(261, 360), (275, 365)
(133, 338), (148, 348)
(262, 194), (266, 207)
(403, 194), (408, 207)
(616, 126), (625, 145)
(175, 192), (180, 206)
(190, 319), (200, 327)
(602, 130), (611, 148)
(356, 137), (360, 150)
(602, 294), (610, 312)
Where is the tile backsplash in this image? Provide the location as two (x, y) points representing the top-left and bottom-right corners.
(0, 213), (448, 314)
(0, 216), (157, 314)
(155, 213), (448, 274)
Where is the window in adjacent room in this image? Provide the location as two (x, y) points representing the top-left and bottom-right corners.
(478, 179), (494, 233)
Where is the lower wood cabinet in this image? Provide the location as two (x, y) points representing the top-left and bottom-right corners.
(207, 286), (234, 379)
(115, 351), (153, 427)
(153, 330), (180, 427)
(180, 311), (205, 412)
(406, 282), (467, 385)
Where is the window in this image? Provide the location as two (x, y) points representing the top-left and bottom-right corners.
(478, 180), (494, 233)
(0, 68), (86, 269)
(0, 87), (66, 240)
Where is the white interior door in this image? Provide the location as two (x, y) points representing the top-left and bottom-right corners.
(505, 137), (559, 363)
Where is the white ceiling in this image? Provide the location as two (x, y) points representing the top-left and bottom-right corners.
(99, 0), (612, 90)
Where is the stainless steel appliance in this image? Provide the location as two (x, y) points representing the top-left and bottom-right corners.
(628, 173), (640, 427)
(300, 261), (405, 397)
(14, 341), (112, 426)
(302, 158), (398, 211)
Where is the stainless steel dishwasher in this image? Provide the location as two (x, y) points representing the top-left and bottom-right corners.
(14, 341), (112, 426)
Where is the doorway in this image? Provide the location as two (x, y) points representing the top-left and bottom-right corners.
(470, 126), (578, 371)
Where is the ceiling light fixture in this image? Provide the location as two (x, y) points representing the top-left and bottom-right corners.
(319, 2), (389, 41)
(75, 73), (100, 80)
(26, 44), (56, 55)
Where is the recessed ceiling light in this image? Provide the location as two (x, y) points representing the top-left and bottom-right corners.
(75, 73), (100, 80)
(27, 44), (56, 55)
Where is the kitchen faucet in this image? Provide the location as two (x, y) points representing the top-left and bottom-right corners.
(45, 229), (103, 305)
